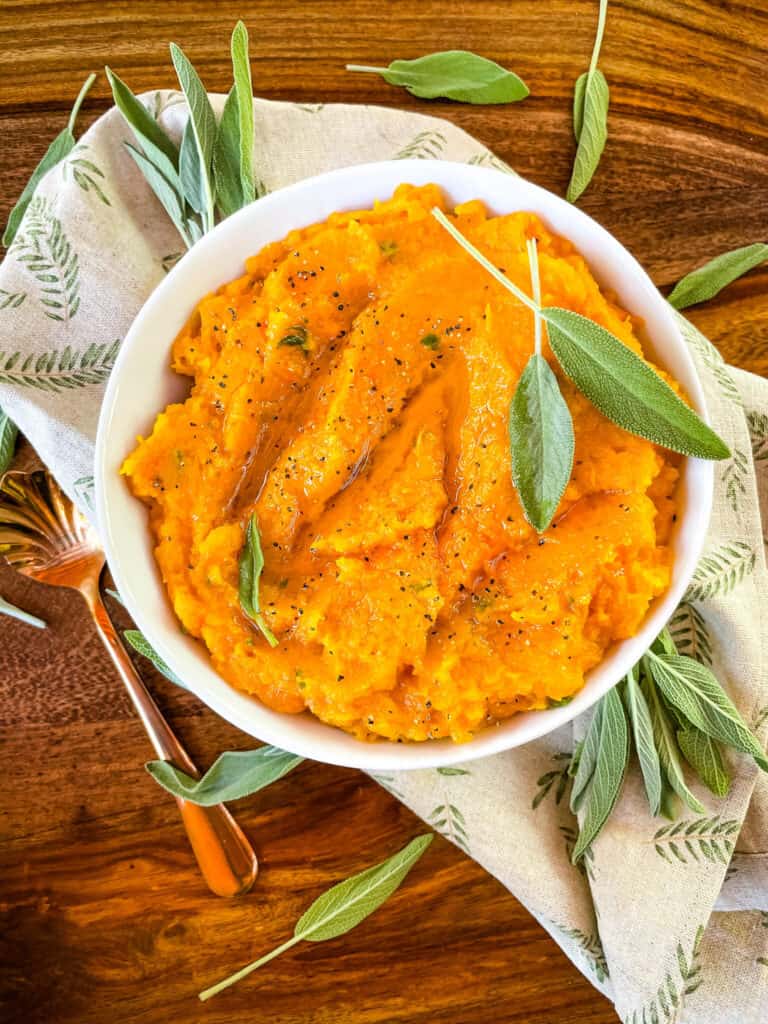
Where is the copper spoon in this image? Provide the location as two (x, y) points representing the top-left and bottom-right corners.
(0, 469), (258, 898)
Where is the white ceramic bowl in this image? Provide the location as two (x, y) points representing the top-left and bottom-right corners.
(95, 160), (713, 770)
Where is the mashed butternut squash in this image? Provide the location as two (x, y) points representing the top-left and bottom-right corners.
(123, 184), (679, 742)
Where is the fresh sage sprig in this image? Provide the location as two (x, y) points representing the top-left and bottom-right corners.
(199, 834), (433, 1000)
(432, 206), (730, 479)
(239, 513), (278, 646)
(567, 0), (609, 202)
(2, 73), (96, 246)
(646, 649), (768, 772)
(0, 412), (44, 628)
(106, 20), (258, 248)
(508, 238), (575, 531)
(623, 664), (662, 815)
(171, 43), (217, 235)
(570, 686), (629, 860)
(147, 746), (303, 804)
(567, 626), (767, 861)
(346, 51), (529, 104)
(642, 653), (706, 816)
(0, 594), (46, 629)
(0, 390), (17, 518)
(213, 20), (256, 216)
(0, 407), (18, 477)
(668, 242), (768, 311)
(124, 628), (188, 688)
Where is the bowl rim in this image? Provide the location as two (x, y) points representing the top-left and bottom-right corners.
(95, 159), (713, 770)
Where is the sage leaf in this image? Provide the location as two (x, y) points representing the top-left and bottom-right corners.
(652, 626), (678, 657)
(432, 209), (729, 466)
(3, 133), (71, 246)
(239, 514), (278, 647)
(199, 834), (432, 1000)
(346, 51), (528, 104)
(187, 217), (203, 245)
(105, 66), (180, 168)
(570, 703), (602, 812)
(212, 87), (244, 217)
(622, 666), (662, 816)
(658, 771), (679, 821)
(648, 652), (768, 771)
(641, 665), (706, 813)
(4, 132), (73, 247)
(124, 143), (193, 248)
(677, 726), (730, 797)
(572, 70), (587, 141)
(0, 407), (19, 476)
(567, 0), (609, 202)
(146, 746), (302, 805)
(295, 834), (432, 941)
(543, 307), (731, 460)
(571, 686), (629, 861)
(509, 354), (574, 532)
(170, 42), (217, 230)
(230, 19), (255, 205)
(0, 594), (46, 629)
(509, 235), (574, 530)
(667, 242), (768, 310)
(124, 628), (187, 688)
(568, 738), (584, 779)
(566, 69), (609, 202)
(3, 73), (95, 246)
(128, 130), (184, 199)
(179, 117), (208, 215)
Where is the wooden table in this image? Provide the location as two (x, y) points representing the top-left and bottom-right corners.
(1, 2), (766, 1022)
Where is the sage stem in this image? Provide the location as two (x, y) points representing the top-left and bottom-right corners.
(346, 64), (389, 74)
(589, 0), (609, 77)
(431, 208), (539, 314)
(67, 73), (96, 135)
(199, 935), (303, 1001)
(526, 236), (543, 356)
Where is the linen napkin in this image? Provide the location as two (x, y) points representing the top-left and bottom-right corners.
(0, 93), (766, 1024)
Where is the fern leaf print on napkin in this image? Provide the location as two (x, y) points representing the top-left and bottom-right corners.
(11, 197), (81, 323)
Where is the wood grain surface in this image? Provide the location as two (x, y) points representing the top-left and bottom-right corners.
(1, 2), (766, 1022)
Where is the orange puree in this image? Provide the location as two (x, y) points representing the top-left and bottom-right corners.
(122, 184), (679, 742)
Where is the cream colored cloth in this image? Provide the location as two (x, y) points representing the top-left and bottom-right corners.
(0, 94), (765, 1023)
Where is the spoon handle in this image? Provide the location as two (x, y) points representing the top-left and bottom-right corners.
(88, 591), (258, 898)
